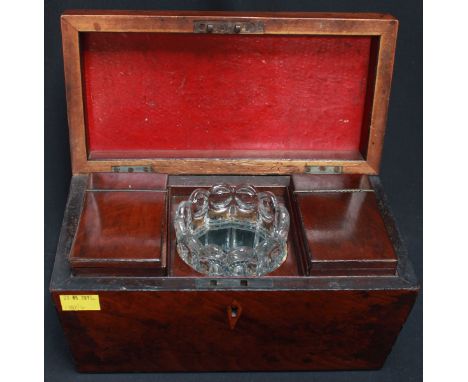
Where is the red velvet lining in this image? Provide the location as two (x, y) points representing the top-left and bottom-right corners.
(81, 33), (374, 159)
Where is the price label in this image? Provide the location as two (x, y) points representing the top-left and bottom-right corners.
(59, 295), (100, 311)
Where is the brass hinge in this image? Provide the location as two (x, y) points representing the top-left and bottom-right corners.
(193, 20), (264, 34)
(304, 166), (343, 174)
(111, 166), (153, 173)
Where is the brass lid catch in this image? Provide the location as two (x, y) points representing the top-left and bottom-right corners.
(193, 20), (264, 34)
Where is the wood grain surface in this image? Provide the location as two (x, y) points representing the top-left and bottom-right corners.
(52, 289), (417, 372)
(69, 175), (167, 276)
(296, 191), (397, 275)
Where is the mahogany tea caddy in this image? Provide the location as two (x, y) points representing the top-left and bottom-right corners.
(50, 10), (419, 372)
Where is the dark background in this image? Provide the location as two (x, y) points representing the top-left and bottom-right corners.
(45, 1), (422, 381)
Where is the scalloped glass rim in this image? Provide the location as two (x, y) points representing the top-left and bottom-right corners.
(174, 184), (290, 276)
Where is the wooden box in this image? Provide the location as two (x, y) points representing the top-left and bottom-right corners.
(50, 10), (419, 372)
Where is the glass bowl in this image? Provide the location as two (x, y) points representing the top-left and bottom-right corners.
(174, 184), (290, 276)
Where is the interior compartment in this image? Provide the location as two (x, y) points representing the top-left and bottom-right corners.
(69, 173), (168, 276)
(292, 175), (397, 275)
(80, 32), (378, 160)
(68, 173), (397, 278)
(167, 178), (307, 277)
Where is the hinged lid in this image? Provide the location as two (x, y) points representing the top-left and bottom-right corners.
(61, 11), (398, 175)
(69, 173), (168, 276)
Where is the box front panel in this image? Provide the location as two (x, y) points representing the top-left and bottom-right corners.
(53, 289), (417, 372)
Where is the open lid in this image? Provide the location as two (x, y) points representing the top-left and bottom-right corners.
(61, 11), (398, 175)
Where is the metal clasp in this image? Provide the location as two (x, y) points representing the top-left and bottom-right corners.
(305, 166), (343, 174)
(194, 20), (264, 34)
(111, 166), (153, 173)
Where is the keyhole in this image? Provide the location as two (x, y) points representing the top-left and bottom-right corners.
(231, 306), (238, 318)
(227, 300), (242, 329)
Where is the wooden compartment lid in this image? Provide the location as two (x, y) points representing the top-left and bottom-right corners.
(69, 173), (168, 276)
(61, 11), (398, 175)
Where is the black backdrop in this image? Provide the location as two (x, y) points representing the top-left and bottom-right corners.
(44, 1), (422, 381)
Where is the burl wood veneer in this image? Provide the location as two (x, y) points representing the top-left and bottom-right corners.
(52, 289), (416, 372)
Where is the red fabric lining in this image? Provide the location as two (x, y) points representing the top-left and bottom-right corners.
(81, 33), (373, 158)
